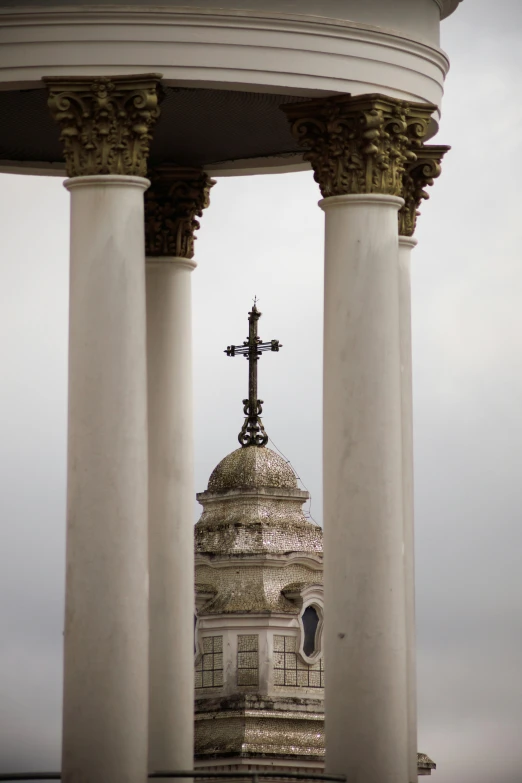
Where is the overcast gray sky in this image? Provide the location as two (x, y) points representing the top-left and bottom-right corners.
(1, 1), (521, 781)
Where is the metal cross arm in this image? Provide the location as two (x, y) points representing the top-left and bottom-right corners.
(225, 339), (281, 357)
(224, 303), (282, 447)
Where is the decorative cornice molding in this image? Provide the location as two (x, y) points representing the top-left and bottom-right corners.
(44, 73), (162, 177)
(195, 553), (323, 570)
(282, 94), (436, 199)
(197, 487), (309, 504)
(145, 166), (215, 259)
(398, 144), (450, 236)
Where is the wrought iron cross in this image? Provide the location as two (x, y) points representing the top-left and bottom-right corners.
(225, 300), (282, 447)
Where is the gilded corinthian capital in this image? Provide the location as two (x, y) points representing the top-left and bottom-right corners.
(282, 94), (437, 199)
(145, 166), (215, 259)
(44, 74), (163, 178)
(398, 144), (450, 236)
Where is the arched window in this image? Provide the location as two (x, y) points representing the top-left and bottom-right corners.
(284, 584), (324, 664)
(302, 605), (320, 657)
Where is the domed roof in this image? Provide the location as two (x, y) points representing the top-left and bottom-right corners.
(207, 445), (297, 493)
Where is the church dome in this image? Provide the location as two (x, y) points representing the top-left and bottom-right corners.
(207, 445), (297, 493)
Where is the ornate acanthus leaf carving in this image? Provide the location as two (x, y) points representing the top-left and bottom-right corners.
(398, 144), (450, 236)
(144, 166), (215, 258)
(282, 94), (437, 199)
(44, 74), (163, 178)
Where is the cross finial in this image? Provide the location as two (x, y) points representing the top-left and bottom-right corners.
(225, 303), (282, 447)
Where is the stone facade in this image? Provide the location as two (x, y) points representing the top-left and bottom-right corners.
(194, 443), (436, 777)
(194, 445), (325, 770)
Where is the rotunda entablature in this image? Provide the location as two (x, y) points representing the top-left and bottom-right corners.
(0, 0), (461, 176)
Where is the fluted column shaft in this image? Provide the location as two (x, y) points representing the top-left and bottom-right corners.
(145, 167), (214, 772)
(45, 74), (162, 783)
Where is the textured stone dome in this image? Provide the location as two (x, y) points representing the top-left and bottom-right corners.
(207, 445), (297, 492)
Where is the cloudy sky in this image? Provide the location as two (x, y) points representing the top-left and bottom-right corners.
(1, 1), (521, 781)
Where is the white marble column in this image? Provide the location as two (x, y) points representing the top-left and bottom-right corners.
(147, 255), (197, 772)
(399, 234), (418, 783)
(283, 95), (437, 783)
(46, 73), (162, 783)
(144, 166), (213, 773)
(63, 174), (150, 783)
(321, 193), (408, 783)
(397, 142), (448, 781)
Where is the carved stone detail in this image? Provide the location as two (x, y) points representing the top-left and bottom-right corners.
(44, 74), (163, 178)
(145, 166), (215, 258)
(282, 94), (437, 199)
(398, 144), (450, 236)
